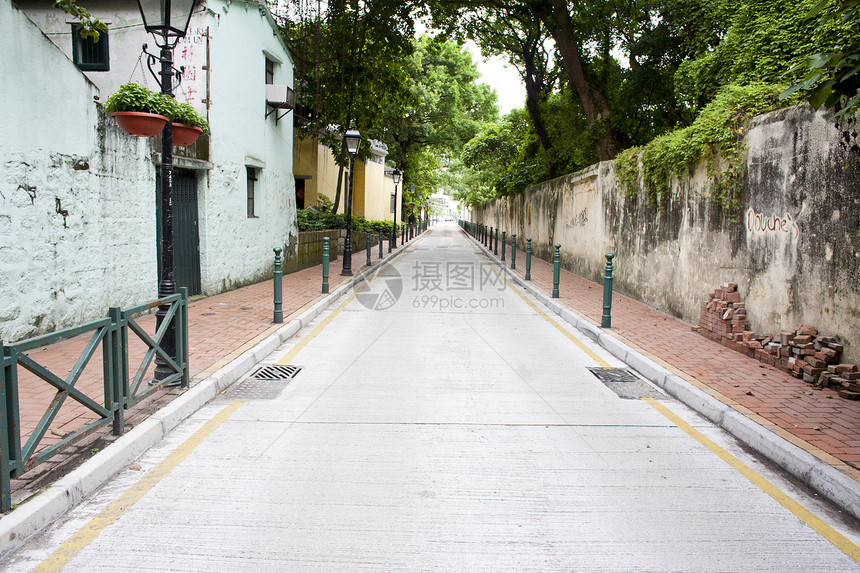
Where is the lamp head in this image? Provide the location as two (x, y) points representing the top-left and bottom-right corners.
(137, 0), (198, 48)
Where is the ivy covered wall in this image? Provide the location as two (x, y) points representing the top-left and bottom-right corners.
(474, 105), (860, 363)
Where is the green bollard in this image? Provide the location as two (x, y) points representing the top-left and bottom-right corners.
(511, 234), (517, 270)
(401, 224), (405, 243)
(602, 253), (615, 328)
(494, 228), (499, 255)
(501, 231), (506, 261)
(525, 238), (532, 280)
(322, 238), (330, 294)
(552, 244), (561, 298)
(389, 227), (394, 252)
(366, 233), (372, 266)
(273, 247), (283, 323)
(379, 229), (384, 259)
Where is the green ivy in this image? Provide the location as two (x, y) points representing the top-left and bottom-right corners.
(614, 82), (792, 212)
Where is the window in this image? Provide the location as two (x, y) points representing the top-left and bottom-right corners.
(71, 26), (109, 71)
(390, 193), (396, 213)
(265, 57), (275, 85)
(247, 167), (258, 217)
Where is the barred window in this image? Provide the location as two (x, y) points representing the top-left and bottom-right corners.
(71, 27), (109, 72)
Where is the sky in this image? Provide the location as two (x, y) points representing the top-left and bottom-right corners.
(465, 40), (526, 116)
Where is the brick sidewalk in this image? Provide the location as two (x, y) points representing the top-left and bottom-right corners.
(7, 245), (392, 504)
(493, 236), (860, 482)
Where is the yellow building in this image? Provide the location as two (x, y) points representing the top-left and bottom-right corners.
(293, 131), (396, 223)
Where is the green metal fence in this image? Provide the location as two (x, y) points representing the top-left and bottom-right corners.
(0, 289), (189, 512)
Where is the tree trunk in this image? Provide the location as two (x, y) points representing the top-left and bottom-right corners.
(546, 0), (617, 160)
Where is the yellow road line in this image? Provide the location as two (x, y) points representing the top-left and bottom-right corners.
(504, 273), (612, 368)
(645, 398), (860, 564)
(32, 400), (246, 572)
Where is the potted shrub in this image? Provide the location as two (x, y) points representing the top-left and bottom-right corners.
(104, 83), (170, 137)
(168, 101), (209, 147)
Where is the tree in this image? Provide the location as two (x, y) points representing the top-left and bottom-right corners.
(276, 0), (418, 211)
(781, 0), (860, 118)
(371, 36), (499, 212)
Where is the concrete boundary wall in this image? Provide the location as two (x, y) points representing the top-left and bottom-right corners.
(474, 105), (860, 362)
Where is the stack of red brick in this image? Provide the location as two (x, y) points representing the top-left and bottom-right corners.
(695, 284), (860, 400)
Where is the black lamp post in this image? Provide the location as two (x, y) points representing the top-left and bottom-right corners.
(341, 128), (362, 276)
(137, 0), (197, 383)
(391, 169), (402, 248)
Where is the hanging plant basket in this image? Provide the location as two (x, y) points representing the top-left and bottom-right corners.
(171, 123), (204, 147)
(111, 111), (168, 137)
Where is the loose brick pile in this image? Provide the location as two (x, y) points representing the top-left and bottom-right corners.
(696, 283), (860, 400)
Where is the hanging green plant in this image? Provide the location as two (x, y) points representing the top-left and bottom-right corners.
(169, 101), (210, 132)
(104, 82), (171, 116)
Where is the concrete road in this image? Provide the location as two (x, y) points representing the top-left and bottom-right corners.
(6, 223), (860, 572)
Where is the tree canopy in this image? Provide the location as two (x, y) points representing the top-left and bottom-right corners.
(273, 0), (859, 210)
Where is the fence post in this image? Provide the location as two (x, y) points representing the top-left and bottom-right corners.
(179, 287), (190, 389)
(322, 237), (330, 294)
(602, 253), (615, 328)
(525, 238), (532, 280)
(107, 307), (124, 436)
(379, 229), (384, 259)
(511, 234), (517, 270)
(0, 342), (11, 513)
(494, 228), (499, 255)
(273, 247), (283, 324)
(553, 244), (561, 298)
(501, 231), (507, 261)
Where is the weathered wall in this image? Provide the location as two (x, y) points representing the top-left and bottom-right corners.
(1, 0), (156, 342)
(283, 230), (340, 275)
(2, 0), (298, 342)
(474, 105), (860, 362)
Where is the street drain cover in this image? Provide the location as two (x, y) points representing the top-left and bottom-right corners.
(251, 365), (303, 380)
(225, 365), (303, 400)
(587, 367), (664, 400)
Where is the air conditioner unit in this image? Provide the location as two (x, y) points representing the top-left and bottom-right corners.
(266, 84), (296, 109)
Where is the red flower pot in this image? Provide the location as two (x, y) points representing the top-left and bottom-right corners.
(111, 111), (169, 137)
(171, 123), (204, 147)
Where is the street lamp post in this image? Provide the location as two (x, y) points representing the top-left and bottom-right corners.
(137, 0), (197, 383)
(341, 128), (363, 276)
(391, 169), (402, 248)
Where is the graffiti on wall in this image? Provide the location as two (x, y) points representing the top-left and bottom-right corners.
(746, 208), (800, 239)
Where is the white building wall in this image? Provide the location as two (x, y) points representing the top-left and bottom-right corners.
(1, 0), (156, 342)
(201, 0), (296, 292)
(2, 0), (295, 340)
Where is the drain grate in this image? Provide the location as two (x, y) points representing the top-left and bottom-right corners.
(587, 367), (664, 400)
(225, 365), (303, 400)
(251, 365), (303, 380)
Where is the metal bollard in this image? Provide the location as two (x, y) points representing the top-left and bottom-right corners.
(389, 227), (394, 252)
(402, 224), (405, 243)
(322, 237), (330, 294)
(379, 229), (384, 259)
(525, 238), (532, 280)
(489, 227), (493, 248)
(501, 231), (506, 261)
(602, 253), (615, 328)
(552, 244), (561, 298)
(366, 233), (372, 266)
(511, 234), (517, 270)
(273, 247), (283, 323)
(494, 228), (499, 255)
